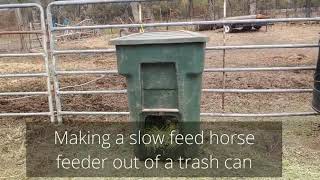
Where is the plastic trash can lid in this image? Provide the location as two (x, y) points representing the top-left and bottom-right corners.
(110, 30), (208, 45)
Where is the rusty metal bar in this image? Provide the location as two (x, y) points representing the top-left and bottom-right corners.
(0, 112), (51, 117)
(0, 30), (43, 35)
(0, 92), (48, 96)
(0, 73), (47, 78)
(0, 53), (44, 58)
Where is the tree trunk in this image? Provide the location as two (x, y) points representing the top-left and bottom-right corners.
(227, 0), (232, 17)
(306, 0), (311, 17)
(130, 2), (140, 23)
(275, 0), (280, 9)
(249, 0), (257, 15)
(208, 0), (215, 20)
(188, 0), (193, 19)
(15, 8), (29, 52)
(145, 4), (154, 21)
(293, 0), (297, 17)
(32, 0), (55, 19)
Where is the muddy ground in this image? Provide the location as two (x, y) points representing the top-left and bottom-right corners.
(0, 24), (319, 179)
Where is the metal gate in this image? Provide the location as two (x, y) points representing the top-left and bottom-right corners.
(47, 0), (320, 123)
(0, 3), (54, 122)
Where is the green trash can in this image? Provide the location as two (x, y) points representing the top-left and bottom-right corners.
(312, 44), (320, 112)
(110, 31), (208, 160)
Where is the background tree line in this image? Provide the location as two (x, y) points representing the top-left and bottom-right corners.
(0, 0), (319, 25)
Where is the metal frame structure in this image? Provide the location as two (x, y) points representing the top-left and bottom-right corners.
(0, 3), (54, 122)
(47, 0), (320, 123)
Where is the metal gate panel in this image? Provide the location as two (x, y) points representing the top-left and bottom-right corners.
(0, 3), (54, 122)
(47, 0), (320, 123)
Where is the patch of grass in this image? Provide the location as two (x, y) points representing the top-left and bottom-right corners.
(144, 121), (179, 153)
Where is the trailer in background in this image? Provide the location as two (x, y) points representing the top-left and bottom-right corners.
(223, 14), (270, 33)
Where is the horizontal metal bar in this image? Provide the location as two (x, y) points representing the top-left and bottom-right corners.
(56, 70), (118, 75)
(0, 73), (47, 78)
(58, 90), (127, 95)
(55, 66), (315, 75)
(142, 108), (179, 113)
(202, 89), (313, 93)
(57, 89), (312, 95)
(0, 53), (44, 58)
(205, 66), (316, 72)
(53, 49), (116, 55)
(201, 112), (320, 117)
(207, 44), (320, 50)
(0, 92), (48, 96)
(60, 111), (130, 115)
(0, 3), (42, 9)
(0, 112), (51, 117)
(0, 30), (43, 35)
(49, 0), (152, 6)
(51, 17), (320, 31)
(57, 111), (319, 117)
(52, 44), (319, 55)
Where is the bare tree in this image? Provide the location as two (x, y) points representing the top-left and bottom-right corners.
(130, 2), (140, 23)
(15, 8), (29, 51)
(293, 0), (297, 16)
(275, 0), (280, 8)
(208, 0), (215, 20)
(249, 0), (257, 15)
(306, 0), (311, 17)
(188, 0), (193, 19)
(145, 4), (154, 21)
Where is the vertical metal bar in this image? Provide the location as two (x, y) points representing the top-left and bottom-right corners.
(222, 46), (226, 111)
(138, 2), (143, 32)
(138, 3), (142, 22)
(39, 5), (55, 122)
(223, 0), (227, 18)
(29, 23), (32, 49)
(222, 0), (227, 111)
(47, 5), (63, 123)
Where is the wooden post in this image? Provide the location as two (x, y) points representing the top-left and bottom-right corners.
(15, 8), (26, 52)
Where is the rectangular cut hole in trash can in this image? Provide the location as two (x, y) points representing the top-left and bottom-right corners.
(141, 63), (178, 109)
(143, 114), (184, 159)
(145, 115), (179, 129)
(144, 114), (180, 142)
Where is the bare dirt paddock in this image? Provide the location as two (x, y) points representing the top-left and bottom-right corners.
(0, 24), (320, 179)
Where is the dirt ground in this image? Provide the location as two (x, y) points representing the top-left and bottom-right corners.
(0, 24), (319, 179)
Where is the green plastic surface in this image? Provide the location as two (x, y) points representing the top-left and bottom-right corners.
(112, 31), (207, 159)
(110, 30), (208, 45)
